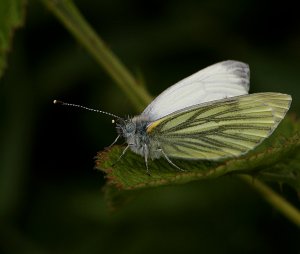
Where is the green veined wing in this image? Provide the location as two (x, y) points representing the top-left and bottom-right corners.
(147, 92), (291, 160)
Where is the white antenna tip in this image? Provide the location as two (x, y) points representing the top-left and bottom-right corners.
(53, 100), (62, 105)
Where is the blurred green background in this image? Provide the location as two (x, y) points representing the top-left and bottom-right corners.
(1, 0), (300, 253)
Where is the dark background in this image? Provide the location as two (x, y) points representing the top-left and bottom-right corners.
(1, 0), (300, 253)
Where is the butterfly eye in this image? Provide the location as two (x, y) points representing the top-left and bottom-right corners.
(125, 122), (136, 133)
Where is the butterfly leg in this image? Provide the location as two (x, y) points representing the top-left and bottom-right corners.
(159, 149), (185, 171)
(105, 135), (120, 149)
(143, 144), (150, 175)
(144, 154), (150, 175)
(112, 144), (130, 166)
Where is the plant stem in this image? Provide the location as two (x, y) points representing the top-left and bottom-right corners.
(43, 0), (300, 227)
(42, 0), (152, 111)
(239, 175), (300, 227)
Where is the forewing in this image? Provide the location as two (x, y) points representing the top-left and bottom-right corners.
(147, 93), (291, 160)
(142, 60), (250, 121)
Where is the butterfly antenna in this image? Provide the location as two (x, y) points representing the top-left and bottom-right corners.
(53, 100), (122, 120)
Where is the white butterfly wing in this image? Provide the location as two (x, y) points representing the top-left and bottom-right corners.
(142, 60), (250, 121)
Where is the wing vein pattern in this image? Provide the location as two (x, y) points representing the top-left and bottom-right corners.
(147, 92), (291, 160)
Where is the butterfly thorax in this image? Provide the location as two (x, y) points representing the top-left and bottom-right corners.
(116, 116), (161, 159)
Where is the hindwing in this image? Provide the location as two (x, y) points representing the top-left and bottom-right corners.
(146, 93), (291, 160)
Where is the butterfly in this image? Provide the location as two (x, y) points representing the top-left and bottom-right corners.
(55, 60), (292, 173)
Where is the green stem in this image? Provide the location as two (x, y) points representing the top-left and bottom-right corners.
(42, 0), (152, 111)
(43, 0), (300, 227)
(239, 175), (300, 227)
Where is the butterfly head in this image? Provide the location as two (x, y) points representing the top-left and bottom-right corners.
(116, 118), (136, 138)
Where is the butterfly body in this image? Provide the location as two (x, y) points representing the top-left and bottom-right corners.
(117, 116), (162, 160)
(117, 91), (291, 170)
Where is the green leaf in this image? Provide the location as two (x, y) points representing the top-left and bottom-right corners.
(0, 0), (26, 78)
(96, 115), (300, 193)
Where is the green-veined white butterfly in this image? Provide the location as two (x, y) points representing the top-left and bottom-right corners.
(54, 60), (292, 172)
